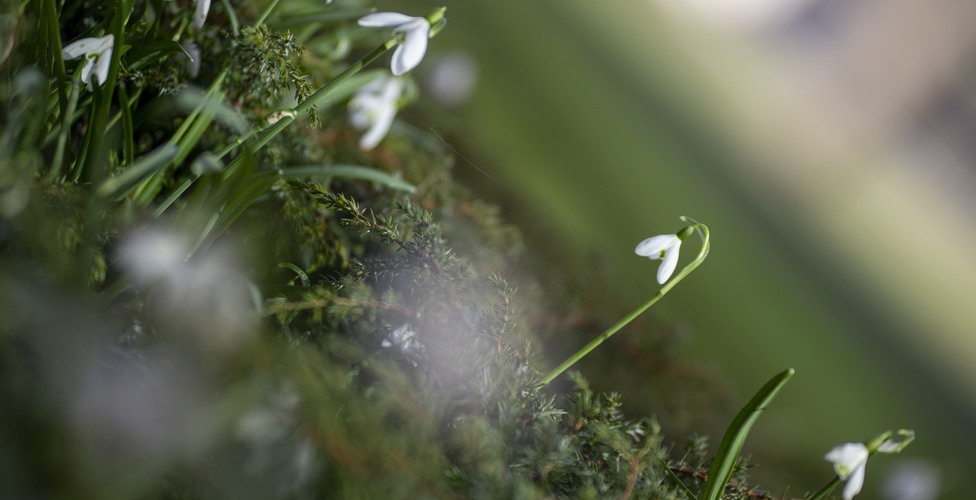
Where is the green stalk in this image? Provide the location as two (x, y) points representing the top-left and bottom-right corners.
(254, 0), (283, 28)
(76, 0), (128, 182)
(540, 219), (710, 385)
(42, 0), (68, 120)
(48, 77), (80, 181)
(118, 83), (134, 166)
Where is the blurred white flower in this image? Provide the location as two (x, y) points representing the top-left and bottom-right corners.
(358, 12), (430, 75)
(883, 460), (941, 500)
(381, 323), (426, 365)
(348, 75), (404, 150)
(117, 229), (254, 346)
(118, 230), (189, 284)
(194, 0), (211, 29)
(635, 233), (682, 284)
(182, 39), (200, 78)
(825, 443), (870, 500)
(62, 34), (114, 91)
(425, 51), (478, 107)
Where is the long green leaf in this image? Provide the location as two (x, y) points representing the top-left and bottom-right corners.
(700, 368), (795, 500)
(280, 164), (416, 193)
(95, 144), (179, 200)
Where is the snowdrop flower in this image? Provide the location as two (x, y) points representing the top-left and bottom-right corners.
(358, 12), (431, 75)
(825, 443), (870, 500)
(635, 226), (693, 284)
(61, 34), (114, 91)
(348, 75), (404, 150)
(194, 0), (211, 29)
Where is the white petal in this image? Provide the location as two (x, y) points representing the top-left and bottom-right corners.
(358, 12), (417, 27)
(79, 57), (96, 90)
(195, 0), (211, 28)
(62, 35), (113, 59)
(842, 463), (866, 500)
(93, 48), (113, 86)
(657, 241), (681, 284)
(635, 234), (678, 257)
(826, 443), (869, 478)
(359, 104), (396, 150)
(390, 21), (429, 75)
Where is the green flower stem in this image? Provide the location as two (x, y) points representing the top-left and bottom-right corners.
(254, 0), (283, 28)
(42, 0), (68, 119)
(75, 0), (128, 182)
(541, 220), (710, 385)
(48, 77), (80, 182)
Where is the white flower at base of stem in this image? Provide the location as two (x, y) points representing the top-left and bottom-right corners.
(358, 12), (431, 76)
(348, 75), (405, 150)
(61, 34), (114, 91)
(825, 443), (870, 500)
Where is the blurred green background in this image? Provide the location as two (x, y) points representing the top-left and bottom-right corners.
(405, 0), (976, 496)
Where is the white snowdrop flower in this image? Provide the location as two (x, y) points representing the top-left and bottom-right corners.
(61, 34), (114, 91)
(825, 443), (870, 500)
(358, 12), (431, 76)
(194, 0), (211, 29)
(635, 226), (694, 284)
(348, 75), (404, 150)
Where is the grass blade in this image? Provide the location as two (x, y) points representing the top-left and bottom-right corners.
(279, 164), (416, 193)
(95, 144), (179, 200)
(700, 368), (795, 500)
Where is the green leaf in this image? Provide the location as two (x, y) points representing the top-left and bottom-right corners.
(280, 165), (416, 193)
(700, 368), (795, 500)
(124, 40), (186, 70)
(95, 144), (179, 200)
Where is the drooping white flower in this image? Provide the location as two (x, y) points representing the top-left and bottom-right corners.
(348, 75), (404, 149)
(635, 233), (683, 284)
(194, 0), (211, 29)
(358, 12), (431, 75)
(825, 443), (870, 500)
(61, 34), (114, 91)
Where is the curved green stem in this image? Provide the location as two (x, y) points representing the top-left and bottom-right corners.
(540, 219), (710, 385)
